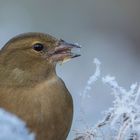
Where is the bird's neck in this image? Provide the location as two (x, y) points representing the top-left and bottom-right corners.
(0, 51), (57, 87)
(0, 64), (57, 88)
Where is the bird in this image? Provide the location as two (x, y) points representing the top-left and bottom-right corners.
(0, 32), (81, 140)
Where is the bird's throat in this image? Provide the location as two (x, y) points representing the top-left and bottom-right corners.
(0, 65), (56, 88)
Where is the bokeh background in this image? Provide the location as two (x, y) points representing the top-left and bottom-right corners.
(0, 0), (140, 139)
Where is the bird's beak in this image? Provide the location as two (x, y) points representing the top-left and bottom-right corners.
(49, 40), (81, 63)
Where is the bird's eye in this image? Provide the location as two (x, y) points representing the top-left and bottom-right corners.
(33, 43), (44, 51)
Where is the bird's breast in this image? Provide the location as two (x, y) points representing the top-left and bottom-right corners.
(30, 76), (73, 139)
(0, 76), (73, 140)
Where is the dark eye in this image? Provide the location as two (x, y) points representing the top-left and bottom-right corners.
(33, 43), (44, 51)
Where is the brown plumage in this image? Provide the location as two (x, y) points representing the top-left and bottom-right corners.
(0, 33), (81, 140)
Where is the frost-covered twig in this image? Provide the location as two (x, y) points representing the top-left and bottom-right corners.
(102, 75), (140, 139)
(73, 127), (97, 140)
(74, 58), (140, 140)
(81, 58), (101, 98)
(116, 117), (130, 140)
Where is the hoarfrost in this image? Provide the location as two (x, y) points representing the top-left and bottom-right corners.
(75, 58), (140, 140)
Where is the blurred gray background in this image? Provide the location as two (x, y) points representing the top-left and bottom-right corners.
(0, 0), (140, 139)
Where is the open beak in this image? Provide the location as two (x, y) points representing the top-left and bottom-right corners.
(49, 40), (81, 63)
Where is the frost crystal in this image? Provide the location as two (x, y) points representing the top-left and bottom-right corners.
(102, 75), (140, 140)
(82, 58), (101, 98)
(75, 58), (140, 140)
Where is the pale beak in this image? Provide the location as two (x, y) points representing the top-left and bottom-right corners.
(49, 40), (81, 63)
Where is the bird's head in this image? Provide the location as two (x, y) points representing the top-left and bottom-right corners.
(0, 33), (81, 86)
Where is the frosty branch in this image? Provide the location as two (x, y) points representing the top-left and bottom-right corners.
(74, 58), (140, 140)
